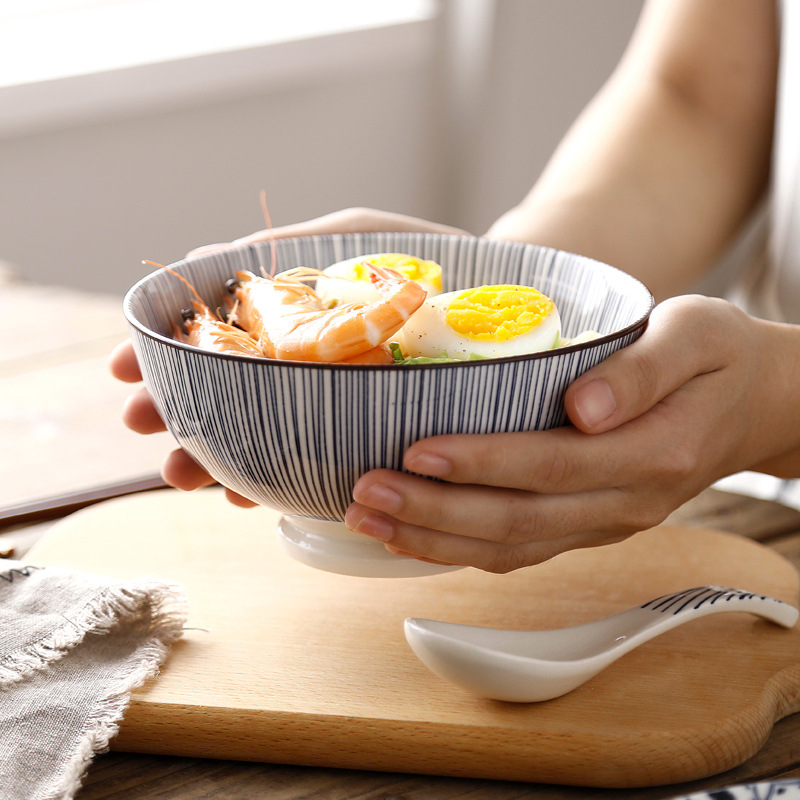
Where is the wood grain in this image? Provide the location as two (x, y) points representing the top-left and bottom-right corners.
(26, 488), (800, 789)
(0, 277), (173, 509)
(10, 272), (800, 798)
(667, 489), (800, 541)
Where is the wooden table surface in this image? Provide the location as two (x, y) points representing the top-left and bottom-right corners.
(5, 272), (800, 799)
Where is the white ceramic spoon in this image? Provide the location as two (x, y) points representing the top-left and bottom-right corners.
(404, 586), (799, 703)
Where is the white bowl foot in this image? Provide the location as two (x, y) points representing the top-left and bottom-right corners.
(277, 514), (462, 578)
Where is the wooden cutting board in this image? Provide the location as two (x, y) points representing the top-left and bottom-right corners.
(26, 488), (800, 788)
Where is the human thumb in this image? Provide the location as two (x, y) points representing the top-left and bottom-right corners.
(563, 297), (718, 434)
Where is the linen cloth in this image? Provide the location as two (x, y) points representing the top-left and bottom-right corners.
(0, 558), (186, 800)
(707, 0), (800, 509)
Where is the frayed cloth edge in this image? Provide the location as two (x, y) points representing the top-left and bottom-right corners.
(1, 578), (188, 800)
(0, 579), (187, 690)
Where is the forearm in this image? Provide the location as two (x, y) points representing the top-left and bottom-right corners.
(487, 79), (768, 300)
(747, 320), (800, 479)
(486, 0), (777, 301)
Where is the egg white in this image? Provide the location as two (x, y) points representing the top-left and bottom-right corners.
(315, 253), (442, 307)
(557, 330), (601, 348)
(401, 288), (562, 359)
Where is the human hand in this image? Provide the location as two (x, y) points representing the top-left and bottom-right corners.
(109, 339), (259, 507)
(344, 295), (800, 573)
(187, 207), (468, 257)
(112, 207), (468, 500)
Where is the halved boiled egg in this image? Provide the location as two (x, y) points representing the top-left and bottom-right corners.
(401, 284), (561, 359)
(315, 253), (442, 307)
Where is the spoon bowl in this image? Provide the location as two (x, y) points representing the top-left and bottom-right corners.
(404, 586), (799, 702)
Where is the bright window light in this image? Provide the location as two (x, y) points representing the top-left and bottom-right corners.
(0, 0), (436, 88)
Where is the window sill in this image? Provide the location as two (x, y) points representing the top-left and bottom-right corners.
(0, 3), (436, 139)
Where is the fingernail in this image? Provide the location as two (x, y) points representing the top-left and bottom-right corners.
(573, 379), (616, 427)
(352, 482), (403, 514)
(405, 452), (452, 477)
(344, 507), (394, 542)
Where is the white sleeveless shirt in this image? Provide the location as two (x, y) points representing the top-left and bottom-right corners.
(710, 0), (800, 503)
(735, 0), (800, 322)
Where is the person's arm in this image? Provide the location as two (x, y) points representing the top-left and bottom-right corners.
(342, 0), (800, 571)
(345, 296), (800, 572)
(487, 0), (777, 301)
(114, 0), (800, 573)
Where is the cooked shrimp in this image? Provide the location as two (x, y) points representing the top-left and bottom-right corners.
(337, 343), (394, 365)
(146, 261), (266, 358)
(177, 301), (265, 357)
(227, 264), (426, 362)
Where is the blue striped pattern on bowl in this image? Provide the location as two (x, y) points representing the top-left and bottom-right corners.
(124, 233), (653, 520)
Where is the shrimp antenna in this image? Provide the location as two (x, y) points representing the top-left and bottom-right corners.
(259, 189), (277, 278)
(143, 259), (221, 320)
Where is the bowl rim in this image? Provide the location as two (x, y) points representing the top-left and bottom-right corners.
(124, 234), (656, 370)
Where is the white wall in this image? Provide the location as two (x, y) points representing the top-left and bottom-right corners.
(450, 0), (644, 234)
(0, 19), (443, 295)
(0, 1), (645, 296)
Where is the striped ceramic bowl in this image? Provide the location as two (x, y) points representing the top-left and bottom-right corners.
(124, 233), (653, 577)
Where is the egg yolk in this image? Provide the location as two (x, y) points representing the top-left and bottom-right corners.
(445, 285), (555, 341)
(350, 254), (442, 291)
